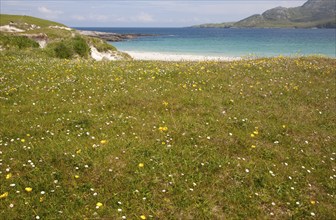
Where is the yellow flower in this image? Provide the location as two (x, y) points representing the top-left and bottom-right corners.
(140, 215), (146, 220)
(6, 173), (12, 179)
(100, 140), (107, 144)
(310, 200), (316, 205)
(75, 175), (80, 179)
(40, 197), (44, 202)
(0, 192), (8, 199)
(21, 139), (25, 143)
(96, 202), (103, 207)
(25, 187), (32, 192)
(250, 134), (255, 138)
(282, 125), (286, 128)
(159, 126), (168, 132)
(251, 145), (256, 149)
(162, 101), (169, 107)
(253, 131), (259, 135)
(138, 163), (144, 168)
(76, 149), (81, 154)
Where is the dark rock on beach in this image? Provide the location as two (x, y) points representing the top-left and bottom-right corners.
(77, 30), (157, 42)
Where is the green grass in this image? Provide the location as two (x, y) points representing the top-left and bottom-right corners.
(0, 13), (75, 40)
(0, 53), (335, 219)
(0, 34), (39, 49)
(25, 28), (74, 40)
(44, 36), (91, 59)
(85, 36), (117, 52)
(0, 14), (65, 28)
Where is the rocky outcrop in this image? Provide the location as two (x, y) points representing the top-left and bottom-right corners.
(78, 30), (157, 42)
(0, 25), (25, 32)
(262, 7), (291, 21)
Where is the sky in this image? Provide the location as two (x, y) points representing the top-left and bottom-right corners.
(1, 0), (307, 27)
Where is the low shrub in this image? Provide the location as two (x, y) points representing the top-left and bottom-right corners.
(0, 34), (39, 49)
(72, 36), (90, 57)
(54, 42), (73, 59)
(51, 36), (90, 59)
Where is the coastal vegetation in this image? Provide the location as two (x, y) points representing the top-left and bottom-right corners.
(0, 34), (39, 49)
(0, 14), (129, 60)
(1, 48), (336, 219)
(1, 13), (336, 220)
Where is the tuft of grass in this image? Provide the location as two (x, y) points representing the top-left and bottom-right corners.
(0, 54), (335, 219)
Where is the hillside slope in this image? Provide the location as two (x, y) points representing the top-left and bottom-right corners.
(0, 14), (129, 60)
(236, 0), (336, 28)
(193, 0), (336, 28)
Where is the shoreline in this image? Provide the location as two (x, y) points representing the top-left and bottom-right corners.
(77, 30), (157, 42)
(122, 51), (242, 61)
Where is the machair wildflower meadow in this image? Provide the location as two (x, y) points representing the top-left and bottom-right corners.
(0, 53), (335, 219)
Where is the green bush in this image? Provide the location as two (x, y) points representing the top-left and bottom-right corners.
(54, 42), (73, 59)
(51, 37), (90, 59)
(72, 36), (90, 57)
(0, 34), (39, 49)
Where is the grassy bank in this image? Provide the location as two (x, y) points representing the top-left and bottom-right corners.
(0, 14), (129, 61)
(0, 54), (335, 219)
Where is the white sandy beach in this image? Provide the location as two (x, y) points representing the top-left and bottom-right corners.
(123, 51), (241, 61)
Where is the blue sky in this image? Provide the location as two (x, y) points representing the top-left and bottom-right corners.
(1, 0), (306, 27)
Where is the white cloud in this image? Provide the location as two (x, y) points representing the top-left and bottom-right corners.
(37, 6), (62, 19)
(72, 14), (109, 22)
(107, 12), (154, 24)
(72, 15), (86, 21)
(38, 6), (52, 14)
(94, 15), (109, 22)
(132, 12), (154, 23)
(114, 16), (127, 22)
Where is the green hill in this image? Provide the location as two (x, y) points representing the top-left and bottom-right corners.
(0, 14), (66, 28)
(0, 14), (128, 60)
(193, 0), (336, 28)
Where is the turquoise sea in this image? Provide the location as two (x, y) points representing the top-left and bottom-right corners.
(77, 27), (336, 57)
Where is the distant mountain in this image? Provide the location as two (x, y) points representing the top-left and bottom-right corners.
(193, 0), (336, 28)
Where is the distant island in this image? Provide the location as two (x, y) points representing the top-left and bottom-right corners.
(192, 0), (336, 28)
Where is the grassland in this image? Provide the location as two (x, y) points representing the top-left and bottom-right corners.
(0, 14), (66, 28)
(0, 51), (335, 219)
